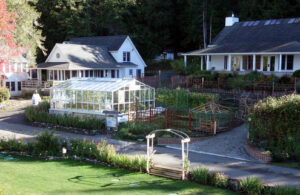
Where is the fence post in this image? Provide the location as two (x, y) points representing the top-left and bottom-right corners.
(201, 77), (204, 88)
(149, 107), (152, 122)
(272, 81), (274, 96)
(188, 111), (191, 130)
(164, 108), (168, 129)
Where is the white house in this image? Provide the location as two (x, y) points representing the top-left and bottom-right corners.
(37, 35), (146, 82)
(1, 54), (29, 96)
(182, 16), (300, 76)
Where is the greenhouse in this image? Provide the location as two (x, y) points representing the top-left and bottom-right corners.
(50, 78), (155, 115)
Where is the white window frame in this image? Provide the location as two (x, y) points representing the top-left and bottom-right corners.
(123, 51), (131, 62)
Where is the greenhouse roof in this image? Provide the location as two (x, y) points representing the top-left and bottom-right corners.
(51, 78), (153, 92)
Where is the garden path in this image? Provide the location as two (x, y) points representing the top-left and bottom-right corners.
(0, 105), (300, 187)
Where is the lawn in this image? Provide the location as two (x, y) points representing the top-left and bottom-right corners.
(0, 155), (237, 195)
(272, 162), (300, 170)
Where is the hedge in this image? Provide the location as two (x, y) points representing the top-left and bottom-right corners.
(25, 101), (105, 130)
(0, 87), (10, 103)
(248, 95), (300, 161)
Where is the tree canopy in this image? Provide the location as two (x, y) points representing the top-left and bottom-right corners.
(4, 0), (300, 63)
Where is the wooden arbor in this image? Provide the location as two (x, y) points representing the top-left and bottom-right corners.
(191, 102), (233, 134)
(146, 129), (190, 180)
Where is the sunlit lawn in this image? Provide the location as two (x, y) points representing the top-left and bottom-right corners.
(0, 155), (238, 195)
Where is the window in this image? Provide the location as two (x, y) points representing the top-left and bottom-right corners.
(90, 70), (93, 77)
(281, 55), (294, 70)
(18, 82), (21, 91)
(136, 69), (142, 78)
(117, 70), (119, 78)
(105, 70), (108, 77)
(6, 82), (10, 89)
(54, 70), (58, 80)
(123, 52), (130, 62)
(65, 71), (70, 80)
(11, 82), (15, 91)
(256, 56), (261, 70)
(129, 69), (133, 76)
(287, 55), (294, 70)
(100, 70), (104, 77)
(85, 70), (89, 77)
(224, 56), (228, 70)
(111, 70), (115, 78)
(72, 71), (77, 78)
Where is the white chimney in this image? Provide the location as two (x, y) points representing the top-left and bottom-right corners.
(225, 13), (239, 26)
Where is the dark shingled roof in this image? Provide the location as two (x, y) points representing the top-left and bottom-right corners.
(67, 35), (128, 51)
(38, 43), (137, 69)
(186, 18), (300, 55)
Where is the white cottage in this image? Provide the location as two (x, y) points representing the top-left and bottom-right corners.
(1, 54), (29, 96)
(182, 16), (300, 76)
(37, 35), (146, 82)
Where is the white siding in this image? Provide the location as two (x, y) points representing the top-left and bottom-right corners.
(211, 55), (225, 71)
(111, 37), (146, 76)
(46, 46), (68, 62)
(294, 54), (300, 71)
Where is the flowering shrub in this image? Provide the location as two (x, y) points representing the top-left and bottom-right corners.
(210, 172), (228, 188)
(248, 95), (300, 161)
(96, 140), (116, 163)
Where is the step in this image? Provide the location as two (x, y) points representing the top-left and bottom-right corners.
(149, 172), (182, 180)
(149, 168), (182, 178)
(152, 165), (183, 173)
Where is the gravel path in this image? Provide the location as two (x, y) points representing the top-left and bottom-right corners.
(167, 124), (257, 161)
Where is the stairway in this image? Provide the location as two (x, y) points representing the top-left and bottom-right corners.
(149, 165), (184, 180)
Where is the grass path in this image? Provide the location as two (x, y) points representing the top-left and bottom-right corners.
(0, 155), (237, 195)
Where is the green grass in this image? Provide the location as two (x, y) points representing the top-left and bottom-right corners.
(0, 155), (237, 195)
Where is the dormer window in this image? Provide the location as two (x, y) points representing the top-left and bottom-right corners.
(123, 51), (130, 62)
(56, 53), (60, 58)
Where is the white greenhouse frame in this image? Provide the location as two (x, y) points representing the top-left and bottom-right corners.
(50, 78), (155, 115)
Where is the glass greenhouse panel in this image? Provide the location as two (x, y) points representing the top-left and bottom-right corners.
(50, 78), (155, 114)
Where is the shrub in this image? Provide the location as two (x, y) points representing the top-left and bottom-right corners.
(25, 101), (105, 130)
(240, 177), (264, 195)
(293, 70), (300, 78)
(170, 59), (187, 75)
(248, 95), (300, 161)
(191, 167), (210, 185)
(0, 87), (10, 103)
(0, 139), (24, 152)
(209, 172), (228, 188)
(116, 121), (161, 141)
(156, 88), (217, 109)
(33, 131), (61, 156)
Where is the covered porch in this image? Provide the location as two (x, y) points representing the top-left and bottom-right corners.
(182, 52), (299, 76)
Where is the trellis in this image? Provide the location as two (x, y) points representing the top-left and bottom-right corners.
(146, 129), (190, 180)
(191, 102), (233, 134)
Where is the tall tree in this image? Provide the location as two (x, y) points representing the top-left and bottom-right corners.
(6, 0), (45, 66)
(0, 0), (19, 71)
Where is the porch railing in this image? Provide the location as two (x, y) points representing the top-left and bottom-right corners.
(22, 79), (52, 89)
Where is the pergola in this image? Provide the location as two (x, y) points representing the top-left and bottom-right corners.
(146, 129), (190, 180)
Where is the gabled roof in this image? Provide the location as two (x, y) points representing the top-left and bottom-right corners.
(38, 43), (137, 69)
(67, 35), (128, 51)
(52, 78), (153, 92)
(185, 18), (300, 55)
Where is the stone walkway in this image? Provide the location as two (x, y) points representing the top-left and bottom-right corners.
(1, 104), (300, 187)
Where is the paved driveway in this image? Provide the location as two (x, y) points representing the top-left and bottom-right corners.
(1, 104), (300, 187)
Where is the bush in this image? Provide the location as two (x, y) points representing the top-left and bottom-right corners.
(240, 177), (264, 195)
(170, 59), (186, 75)
(34, 131), (61, 156)
(293, 70), (300, 78)
(0, 87), (10, 103)
(156, 88), (217, 109)
(209, 172), (228, 188)
(25, 101), (105, 130)
(0, 139), (24, 152)
(116, 121), (161, 141)
(248, 95), (300, 161)
(191, 167), (210, 185)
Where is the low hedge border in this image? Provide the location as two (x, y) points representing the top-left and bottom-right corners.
(31, 121), (104, 136)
